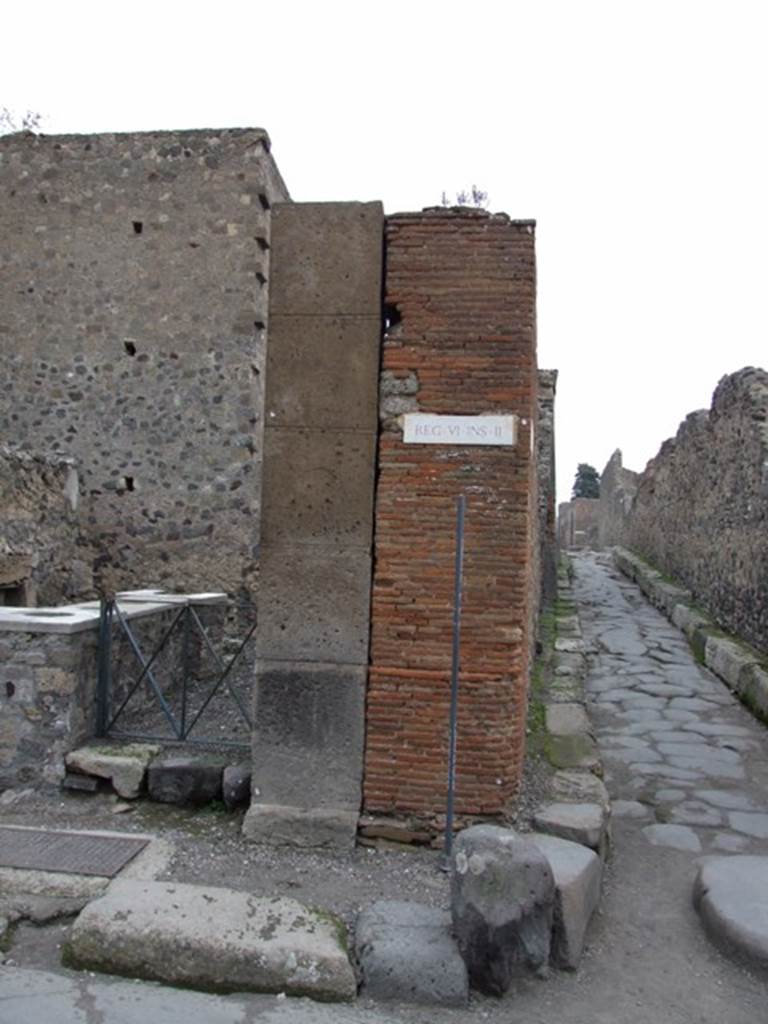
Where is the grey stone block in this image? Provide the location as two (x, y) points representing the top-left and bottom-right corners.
(533, 803), (610, 856)
(693, 856), (768, 969)
(256, 544), (372, 663)
(355, 900), (468, 1007)
(269, 202), (384, 316)
(147, 755), (224, 806)
(250, 660), (366, 813)
(260, 428), (376, 547)
(222, 765), (251, 810)
(265, 315), (381, 431)
(529, 833), (602, 970)
(242, 803), (359, 850)
(451, 825), (554, 995)
(65, 744), (160, 800)
(66, 880), (356, 1001)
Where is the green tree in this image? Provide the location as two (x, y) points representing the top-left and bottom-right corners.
(572, 463), (600, 498)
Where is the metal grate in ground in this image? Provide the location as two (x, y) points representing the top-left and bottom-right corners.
(0, 827), (149, 877)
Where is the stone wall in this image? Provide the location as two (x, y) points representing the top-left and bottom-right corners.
(537, 370), (558, 605)
(626, 367), (768, 654)
(365, 209), (538, 823)
(0, 626), (97, 789)
(557, 498), (600, 550)
(596, 449), (638, 548)
(0, 445), (91, 605)
(0, 129), (289, 606)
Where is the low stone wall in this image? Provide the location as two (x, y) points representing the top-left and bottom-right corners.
(0, 591), (227, 790)
(0, 627), (97, 788)
(626, 368), (768, 654)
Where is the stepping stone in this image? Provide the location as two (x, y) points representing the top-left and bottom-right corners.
(66, 880), (356, 1001)
(529, 833), (602, 970)
(642, 824), (701, 852)
(728, 813), (768, 839)
(533, 803), (610, 856)
(355, 901), (468, 1007)
(65, 744), (161, 800)
(693, 856), (768, 968)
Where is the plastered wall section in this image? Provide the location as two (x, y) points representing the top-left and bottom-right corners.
(626, 367), (768, 653)
(243, 202), (384, 848)
(365, 209), (538, 822)
(0, 129), (289, 606)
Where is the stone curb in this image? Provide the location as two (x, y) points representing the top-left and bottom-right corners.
(613, 547), (768, 724)
(532, 559), (611, 866)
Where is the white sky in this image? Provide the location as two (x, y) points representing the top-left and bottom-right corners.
(3, 0), (766, 504)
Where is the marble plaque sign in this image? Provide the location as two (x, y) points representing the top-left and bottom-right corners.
(402, 414), (517, 446)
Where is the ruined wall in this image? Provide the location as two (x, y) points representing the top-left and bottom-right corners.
(627, 367), (768, 653)
(0, 129), (289, 606)
(596, 449), (638, 548)
(557, 497), (600, 550)
(365, 209), (538, 823)
(537, 370), (558, 605)
(0, 446), (92, 605)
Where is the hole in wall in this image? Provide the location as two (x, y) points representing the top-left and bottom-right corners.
(120, 476), (135, 493)
(256, 272), (267, 285)
(5, 682), (14, 698)
(132, 221), (143, 235)
(383, 303), (402, 330)
(254, 321), (265, 331)
(258, 193), (270, 210)
(124, 341), (137, 356)
(256, 236), (269, 251)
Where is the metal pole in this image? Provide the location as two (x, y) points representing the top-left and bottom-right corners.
(443, 494), (466, 869)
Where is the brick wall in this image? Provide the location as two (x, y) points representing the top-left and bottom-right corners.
(626, 367), (768, 653)
(364, 209), (538, 823)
